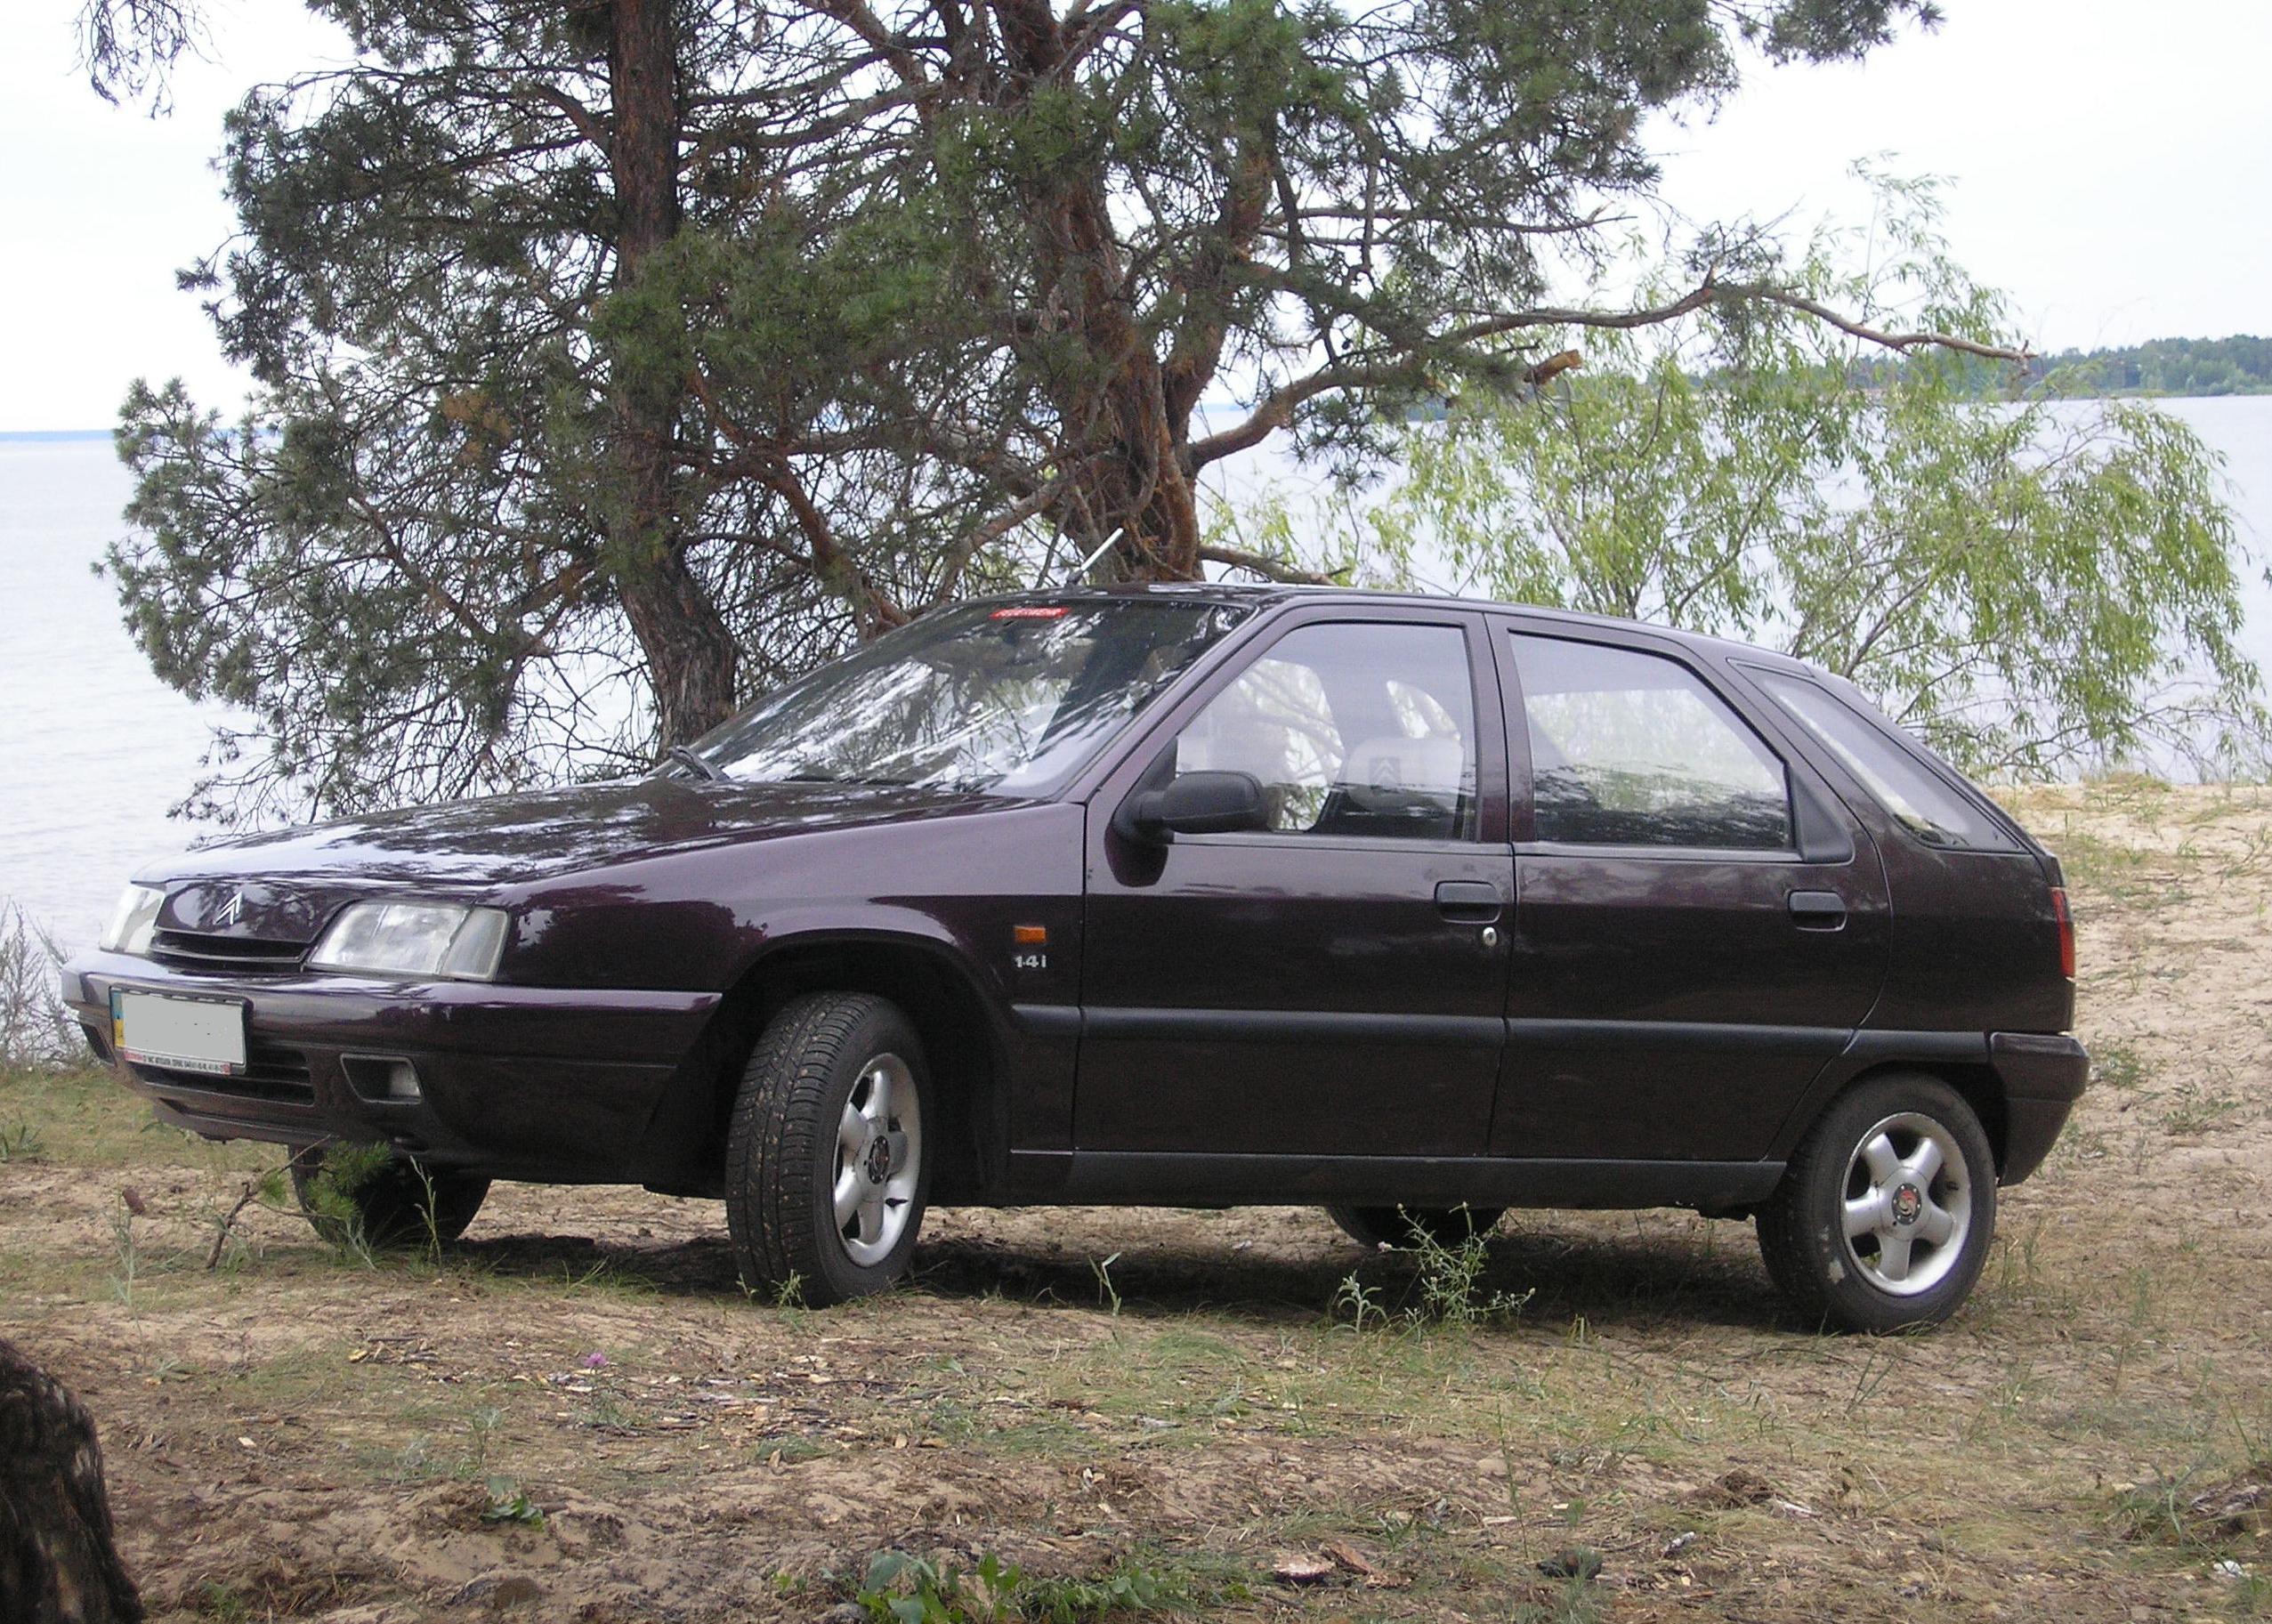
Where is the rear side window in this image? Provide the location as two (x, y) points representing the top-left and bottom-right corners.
(1749, 669), (2019, 852)
(1508, 634), (1791, 851)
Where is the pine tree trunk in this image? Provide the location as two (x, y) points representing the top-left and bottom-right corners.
(606, 0), (739, 747)
(0, 1340), (143, 1624)
(617, 549), (742, 750)
(993, 0), (1205, 584)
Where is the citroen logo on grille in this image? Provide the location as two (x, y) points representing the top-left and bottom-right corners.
(216, 889), (246, 928)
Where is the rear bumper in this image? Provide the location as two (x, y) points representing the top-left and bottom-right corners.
(61, 950), (720, 1180)
(1989, 1030), (2090, 1185)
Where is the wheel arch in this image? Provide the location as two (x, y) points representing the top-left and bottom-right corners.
(1790, 1056), (2013, 1178)
(633, 930), (1013, 1203)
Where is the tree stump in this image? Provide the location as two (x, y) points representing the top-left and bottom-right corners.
(0, 1339), (142, 1624)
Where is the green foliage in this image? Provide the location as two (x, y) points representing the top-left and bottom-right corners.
(113, 0), (1957, 819)
(1328, 174), (2266, 776)
(296, 1141), (396, 1263)
(480, 1476), (546, 1528)
(192, 1577), (253, 1622)
(2091, 1042), (2151, 1095)
(1852, 335), (2272, 399)
(2050, 335), (2272, 397)
(1333, 1220), (1533, 1331)
(1407, 1224), (1535, 1328)
(851, 1549), (1193, 1624)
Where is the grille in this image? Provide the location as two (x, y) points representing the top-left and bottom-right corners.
(131, 1043), (315, 1105)
(149, 929), (308, 975)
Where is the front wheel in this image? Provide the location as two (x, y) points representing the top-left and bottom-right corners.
(1327, 1204), (1505, 1250)
(724, 992), (932, 1307)
(1757, 1073), (1997, 1333)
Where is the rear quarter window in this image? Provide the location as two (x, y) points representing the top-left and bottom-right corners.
(1748, 668), (2021, 853)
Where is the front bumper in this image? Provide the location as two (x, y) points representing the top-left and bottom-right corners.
(62, 949), (721, 1180)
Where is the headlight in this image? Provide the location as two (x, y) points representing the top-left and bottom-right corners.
(101, 885), (166, 956)
(308, 901), (510, 981)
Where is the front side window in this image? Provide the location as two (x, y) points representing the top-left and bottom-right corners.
(1750, 669), (2019, 852)
(1173, 621), (1478, 840)
(689, 600), (1248, 795)
(1510, 634), (1791, 851)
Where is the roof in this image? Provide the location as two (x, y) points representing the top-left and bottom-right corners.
(966, 582), (1818, 674)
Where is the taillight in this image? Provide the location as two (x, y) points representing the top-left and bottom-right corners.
(2050, 887), (2075, 979)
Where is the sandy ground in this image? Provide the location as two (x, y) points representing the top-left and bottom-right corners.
(3, 780), (2269, 1622)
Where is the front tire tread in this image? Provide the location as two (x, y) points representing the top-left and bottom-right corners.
(724, 991), (926, 1306)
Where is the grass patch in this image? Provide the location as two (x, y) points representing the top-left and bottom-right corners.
(846, 1548), (1226, 1624)
(0, 1064), (269, 1172)
(2162, 1084), (2244, 1137)
(2090, 1041), (2151, 1094)
(2114, 1459), (2272, 1554)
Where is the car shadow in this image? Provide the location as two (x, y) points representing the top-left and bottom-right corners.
(454, 1229), (749, 1298)
(452, 1211), (1791, 1334)
(909, 1224), (1786, 1333)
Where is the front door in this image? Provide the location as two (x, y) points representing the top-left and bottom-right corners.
(1492, 626), (1890, 1163)
(1078, 611), (1511, 1157)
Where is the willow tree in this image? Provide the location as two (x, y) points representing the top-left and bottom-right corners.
(1287, 183), (2265, 773)
(111, 0), (2006, 820)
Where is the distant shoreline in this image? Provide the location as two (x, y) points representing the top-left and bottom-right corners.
(6, 387), (2270, 443)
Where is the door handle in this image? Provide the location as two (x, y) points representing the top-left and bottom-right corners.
(1788, 890), (1848, 931)
(1435, 881), (1503, 923)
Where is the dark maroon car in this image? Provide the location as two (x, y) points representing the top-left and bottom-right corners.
(63, 586), (2085, 1329)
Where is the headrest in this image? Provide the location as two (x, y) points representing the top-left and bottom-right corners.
(1335, 735), (1466, 812)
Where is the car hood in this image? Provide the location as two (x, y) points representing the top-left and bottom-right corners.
(142, 778), (1036, 896)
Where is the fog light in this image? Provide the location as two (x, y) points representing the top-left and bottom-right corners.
(343, 1054), (423, 1103)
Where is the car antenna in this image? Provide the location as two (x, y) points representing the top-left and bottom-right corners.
(1058, 526), (1123, 588)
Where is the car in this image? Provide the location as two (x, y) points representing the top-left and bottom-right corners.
(61, 586), (2086, 1330)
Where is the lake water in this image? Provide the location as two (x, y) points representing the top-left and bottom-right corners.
(4, 399), (2269, 954)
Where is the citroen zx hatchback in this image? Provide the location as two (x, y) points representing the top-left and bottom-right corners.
(65, 587), (2085, 1331)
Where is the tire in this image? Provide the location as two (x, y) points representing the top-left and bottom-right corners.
(289, 1143), (489, 1248)
(1757, 1072), (1997, 1333)
(724, 992), (932, 1307)
(1327, 1204), (1505, 1250)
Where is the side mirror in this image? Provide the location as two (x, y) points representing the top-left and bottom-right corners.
(1119, 770), (1269, 842)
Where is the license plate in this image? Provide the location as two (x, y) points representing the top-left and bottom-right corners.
(110, 989), (249, 1076)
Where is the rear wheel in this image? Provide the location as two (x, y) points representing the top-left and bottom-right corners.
(724, 992), (932, 1306)
(289, 1143), (489, 1248)
(1327, 1204), (1505, 1249)
(1758, 1072), (1996, 1332)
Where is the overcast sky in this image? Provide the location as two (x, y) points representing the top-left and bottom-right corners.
(2, 0), (2266, 432)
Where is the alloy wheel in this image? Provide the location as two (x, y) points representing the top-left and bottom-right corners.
(1839, 1111), (1972, 1297)
(832, 1053), (922, 1266)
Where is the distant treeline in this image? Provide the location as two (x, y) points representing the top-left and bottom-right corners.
(1851, 335), (2272, 398)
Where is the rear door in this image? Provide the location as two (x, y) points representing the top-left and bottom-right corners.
(1076, 607), (1512, 1157)
(1492, 624), (1889, 1162)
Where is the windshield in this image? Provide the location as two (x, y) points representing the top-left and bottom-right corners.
(681, 600), (1249, 795)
